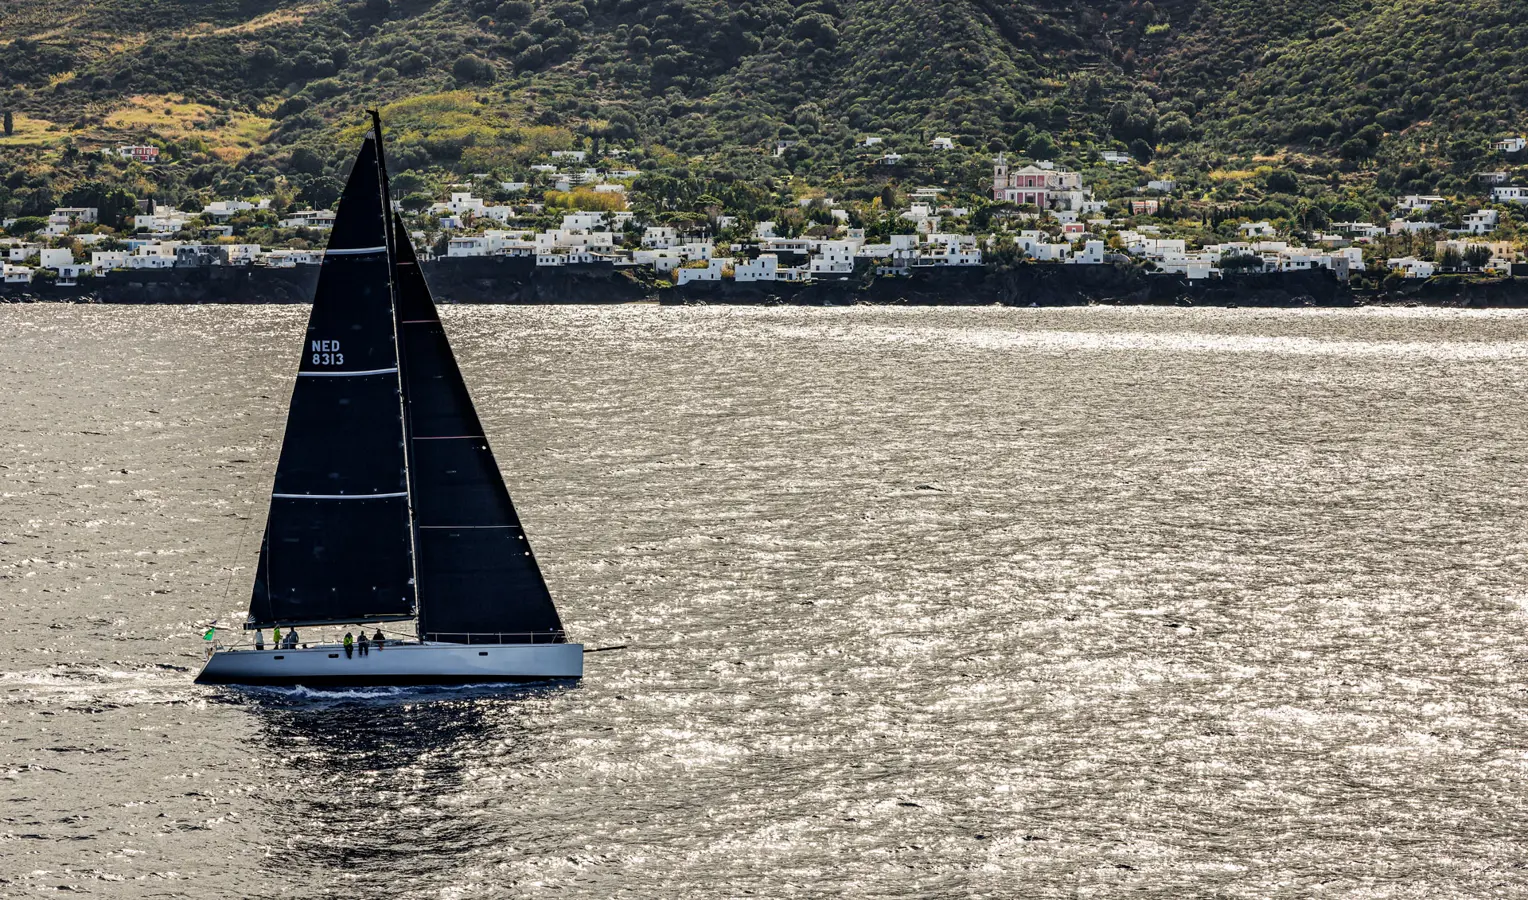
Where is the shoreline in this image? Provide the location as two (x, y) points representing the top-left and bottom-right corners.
(4, 258), (1528, 308)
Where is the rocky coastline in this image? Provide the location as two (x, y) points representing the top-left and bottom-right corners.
(4, 258), (1528, 308)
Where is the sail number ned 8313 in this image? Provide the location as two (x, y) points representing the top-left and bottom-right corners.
(311, 339), (344, 366)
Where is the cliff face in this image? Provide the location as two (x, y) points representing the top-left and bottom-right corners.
(4, 259), (1528, 308)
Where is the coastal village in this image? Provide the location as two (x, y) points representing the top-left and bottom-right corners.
(6, 137), (1528, 290)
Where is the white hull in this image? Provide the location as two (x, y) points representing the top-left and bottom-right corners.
(195, 641), (583, 686)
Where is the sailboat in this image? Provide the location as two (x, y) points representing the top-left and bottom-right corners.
(196, 114), (582, 686)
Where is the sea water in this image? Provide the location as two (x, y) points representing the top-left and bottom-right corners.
(3, 304), (1528, 898)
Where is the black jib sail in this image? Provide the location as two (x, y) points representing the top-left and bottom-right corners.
(393, 216), (566, 644)
(246, 136), (415, 629)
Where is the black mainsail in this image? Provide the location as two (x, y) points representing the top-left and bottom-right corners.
(246, 136), (415, 629)
(394, 216), (565, 643)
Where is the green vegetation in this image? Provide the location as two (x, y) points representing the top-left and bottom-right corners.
(1, 0), (1526, 233)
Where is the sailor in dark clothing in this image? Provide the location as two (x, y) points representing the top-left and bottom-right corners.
(373, 629), (386, 651)
(286, 628), (300, 650)
(358, 629), (370, 657)
(343, 632), (354, 658)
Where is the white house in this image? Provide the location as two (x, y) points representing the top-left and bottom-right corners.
(38, 248), (74, 270)
(448, 236), (491, 257)
(1334, 222), (1384, 239)
(91, 250), (129, 272)
(1101, 151), (1132, 164)
(676, 258), (727, 285)
(3, 263), (34, 283)
(879, 152), (904, 165)
(642, 226), (679, 249)
(47, 207), (98, 236)
(1390, 219), (1442, 234)
(1147, 179), (1176, 193)
(1463, 209), (1499, 234)
(1240, 221), (1277, 238)
(224, 244), (261, 265)
(550, 150), (587, 162)
(280, 209), (337, 229)
(734, 254), (779, 282)
(1491, 186), (1528, 203)
(133, 205), (191, 234)
(561, 212), (608, 232)
(1068, 241), (1106, 265)
(202, 200), (265, 220)
(1493, 137), (1527, 154)
(1388, 256), (1436, 278)
(633, 249), (686, 272)
(863, 136), (883, 147)
(931, 136), (955, 151)
(1396, 194), (1446, 213)
(808, 240), (858, 276)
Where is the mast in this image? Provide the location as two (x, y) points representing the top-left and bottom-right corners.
(370, 109), (424, 635)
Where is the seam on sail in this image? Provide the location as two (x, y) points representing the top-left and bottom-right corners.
(414, 435), (483, 440)
(298, 367), (399, 377)
(273, 492), (408, 500)
(401, 319), (439, 324)
(324, 245), (388, 255)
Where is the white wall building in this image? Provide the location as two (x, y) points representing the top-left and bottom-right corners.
(676, 258), (727, 285)
(734, 254), (779, 282)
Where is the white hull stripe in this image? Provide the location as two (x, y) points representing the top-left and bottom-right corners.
(419, 525), (520, 529)
(299, 367), (399, 377)
(273, 492), (408, 500)
(324, 245), (388, 256)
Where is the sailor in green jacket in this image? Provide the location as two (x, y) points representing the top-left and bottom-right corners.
(343, 632), (354, 659)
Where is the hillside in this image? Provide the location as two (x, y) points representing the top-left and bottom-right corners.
(2, 0), (1527, 218)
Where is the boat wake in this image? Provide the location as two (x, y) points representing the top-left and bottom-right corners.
(228, 679), (572, 707)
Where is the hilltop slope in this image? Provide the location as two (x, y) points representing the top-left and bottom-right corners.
(1, 0), (1526, 211)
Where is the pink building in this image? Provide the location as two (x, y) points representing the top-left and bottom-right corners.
(992, 154), (1084, 209)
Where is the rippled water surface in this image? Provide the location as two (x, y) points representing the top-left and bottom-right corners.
(5, 304), (1528, 898)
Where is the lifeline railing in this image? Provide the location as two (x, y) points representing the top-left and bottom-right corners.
(421, 631), (569, 644)
(204, 629), (567, 653)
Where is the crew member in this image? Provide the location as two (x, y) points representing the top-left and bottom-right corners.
(373, 628), (386, 651)
(358, 629), (370, 657)
(343, 631), (354, 659)
(254, 629), (265, 651)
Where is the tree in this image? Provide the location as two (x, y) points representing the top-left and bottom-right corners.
(1027, 132), (1057, 159)
(1439, 246), (1463, 270)
(1463, 244), (1492, 270)
(2, 110), (11, 137)
(7, 216), (47, 236)
(452, 55), (495, 84)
